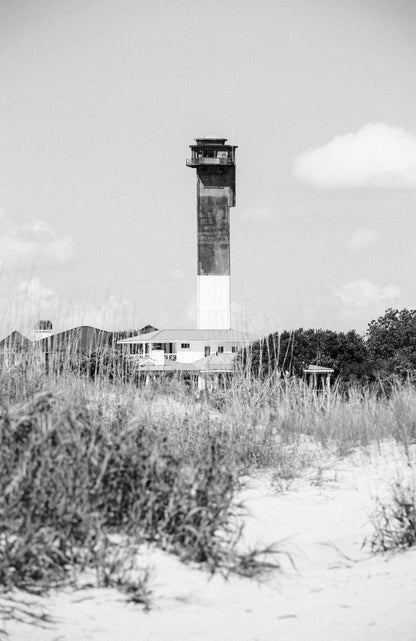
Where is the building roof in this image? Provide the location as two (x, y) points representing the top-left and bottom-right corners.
(193, 352), (236, 372)
(118, 328), (256, 345)
(114, 325), (158, 340)
(195, 137), (227, 145)
(0, 330), (32, 352)
(303, 365), (334, 374)
(37, 326), (113, 353)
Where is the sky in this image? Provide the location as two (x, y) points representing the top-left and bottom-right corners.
(1, 0), (416, 337)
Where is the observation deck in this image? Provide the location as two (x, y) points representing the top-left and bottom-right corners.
(186, 137), (237, 168)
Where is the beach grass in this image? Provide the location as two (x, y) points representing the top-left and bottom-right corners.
(0, 362), (416, 603)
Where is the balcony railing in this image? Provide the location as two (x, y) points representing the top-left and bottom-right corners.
(165, 354), (177, 361)
(186, 156), (234, 167)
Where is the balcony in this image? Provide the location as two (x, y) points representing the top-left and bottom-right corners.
(186, 156), (234, 168)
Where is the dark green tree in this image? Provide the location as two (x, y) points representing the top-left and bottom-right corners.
(366, 308), (416, 379)
(243, 328), (368, 382)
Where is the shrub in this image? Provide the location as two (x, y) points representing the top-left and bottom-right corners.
(367, 481), (416, 552)
(0, 390), (242, 595)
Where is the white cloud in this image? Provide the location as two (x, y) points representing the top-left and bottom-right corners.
(334, 279), (400, 309)
(345, 229), (381, 250)
(17, 277), (55, 302)
(0, 214), (72, 270)
(293, 123), (416, 189)
(241, 207), (275, 222)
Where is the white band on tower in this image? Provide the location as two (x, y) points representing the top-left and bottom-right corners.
(197, 275), (231, 330)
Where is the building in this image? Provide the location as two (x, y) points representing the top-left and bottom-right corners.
(37, 324), (157, 370)
(303, 364), (334, 392)
(118, 331), (251, 389)
(118, 328), (253, 365)
(39, 325), (115, 363)
(0, 321), (158, 373)
(0, 331), (32, 369)
(186, 137), (237, 330)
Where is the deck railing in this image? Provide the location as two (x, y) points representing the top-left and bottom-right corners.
(186, 156), (234, 167)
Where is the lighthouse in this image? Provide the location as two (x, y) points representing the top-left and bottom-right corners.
(118, 138), (255, 370)
(186, 137), (237, 330)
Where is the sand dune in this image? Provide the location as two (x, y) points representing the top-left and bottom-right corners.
(7, 443), (416, 641)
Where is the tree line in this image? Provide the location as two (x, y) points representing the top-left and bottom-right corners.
(244, 308), (416, 384)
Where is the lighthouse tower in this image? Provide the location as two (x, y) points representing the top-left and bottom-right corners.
(186, 137), (237, 330)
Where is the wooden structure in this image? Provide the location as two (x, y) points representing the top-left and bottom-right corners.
(303, 364), (334, 393)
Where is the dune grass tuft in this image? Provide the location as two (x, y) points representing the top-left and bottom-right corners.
(0, 388), (242, 599)
(367, 481), (416, 552)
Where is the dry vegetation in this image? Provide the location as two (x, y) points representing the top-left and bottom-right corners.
(1, 363), (416, 622)
(367, 480), (416, 552)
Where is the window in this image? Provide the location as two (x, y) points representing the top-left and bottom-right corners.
(204, 346), (211, 357)
(181, 343), (190, 349)
(231, 346), (237, 353)
(217, 346), (224, 354)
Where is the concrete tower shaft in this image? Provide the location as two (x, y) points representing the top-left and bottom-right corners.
(186, 138), (237, 330)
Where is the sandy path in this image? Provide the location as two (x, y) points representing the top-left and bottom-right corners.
(6, 444), (416, 641)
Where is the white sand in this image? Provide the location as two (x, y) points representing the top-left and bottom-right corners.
(6, 443), (416, 641)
